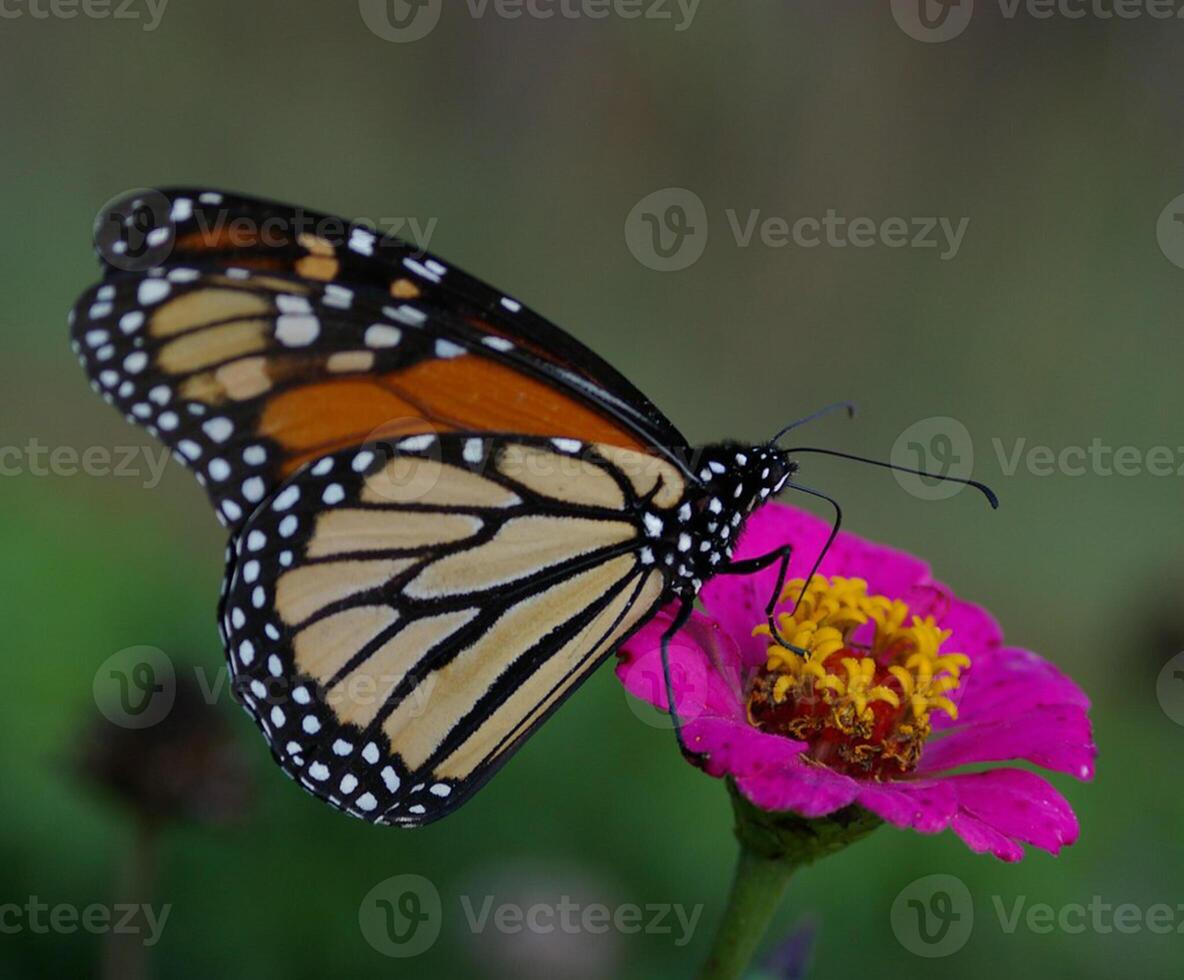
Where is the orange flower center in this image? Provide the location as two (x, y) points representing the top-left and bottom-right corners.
(747, 575), (969, 779)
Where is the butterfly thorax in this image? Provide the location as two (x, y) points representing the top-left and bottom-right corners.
(640, 443), (796, 598)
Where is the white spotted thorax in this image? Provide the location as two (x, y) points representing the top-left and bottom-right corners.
(644, 443), (797, 597)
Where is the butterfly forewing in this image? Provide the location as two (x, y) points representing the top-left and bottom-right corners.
(219, 434), (680, 824)
(87, 187), (685, 440)
(70, 264), (672, 533)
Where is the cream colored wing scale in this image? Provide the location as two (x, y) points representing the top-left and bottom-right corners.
(220, 433), (686, 825)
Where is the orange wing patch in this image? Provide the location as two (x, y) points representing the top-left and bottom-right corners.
(260, 353), (648, 474)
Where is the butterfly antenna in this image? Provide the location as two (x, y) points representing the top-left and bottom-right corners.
(782, 446), (999, 509)
(769, 401), (857, 445)
(773, 482), (843, 639)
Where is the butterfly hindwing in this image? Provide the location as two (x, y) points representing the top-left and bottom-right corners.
(219, 433), (683, 824)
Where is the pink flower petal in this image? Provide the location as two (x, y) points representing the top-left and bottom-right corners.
(943, 769), (1080, 856)
(736, 760), (860, 818)
(919, 706), (1096, 781)
(682, 716), (807, 781)
(616, 608), (746, 722)
(948, 646), (1093, 732)
(854, 779), (957, 833)
(950, 812), (1025, 862)
(940, 593), (1004, 655)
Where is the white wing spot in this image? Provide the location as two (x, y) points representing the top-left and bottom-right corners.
(272, 485), (300, 511)
(404, 257), (441, 283)
(397, 434), (435, 452)
(386, 304), (427, 326)
(276, 314), (320, 347)
(243, 477), (265, 502)
(119, 311), (144, 334)
(137, 280), (170, 305)
(364, 324), (401, 348)
(203, 417), (233, 443)
(434, 339), (465, 359)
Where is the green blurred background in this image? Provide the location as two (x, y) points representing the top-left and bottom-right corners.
(2, 2), (1181, 976)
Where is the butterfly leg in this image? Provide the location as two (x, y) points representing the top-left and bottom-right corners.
(718, 545), (809, 657)
(659, 598), (702, 762)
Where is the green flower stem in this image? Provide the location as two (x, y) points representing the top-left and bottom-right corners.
(698, 782), (883, 980)
(698, 844), (798, 980)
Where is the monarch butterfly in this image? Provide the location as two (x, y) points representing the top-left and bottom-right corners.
(71, 189), (994, 826)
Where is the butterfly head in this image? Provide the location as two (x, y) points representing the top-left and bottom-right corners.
(649, 443), (797, 596)
(692, 442), (797, 515)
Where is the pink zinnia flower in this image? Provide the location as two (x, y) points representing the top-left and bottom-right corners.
(617, 502), (1095, 862)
